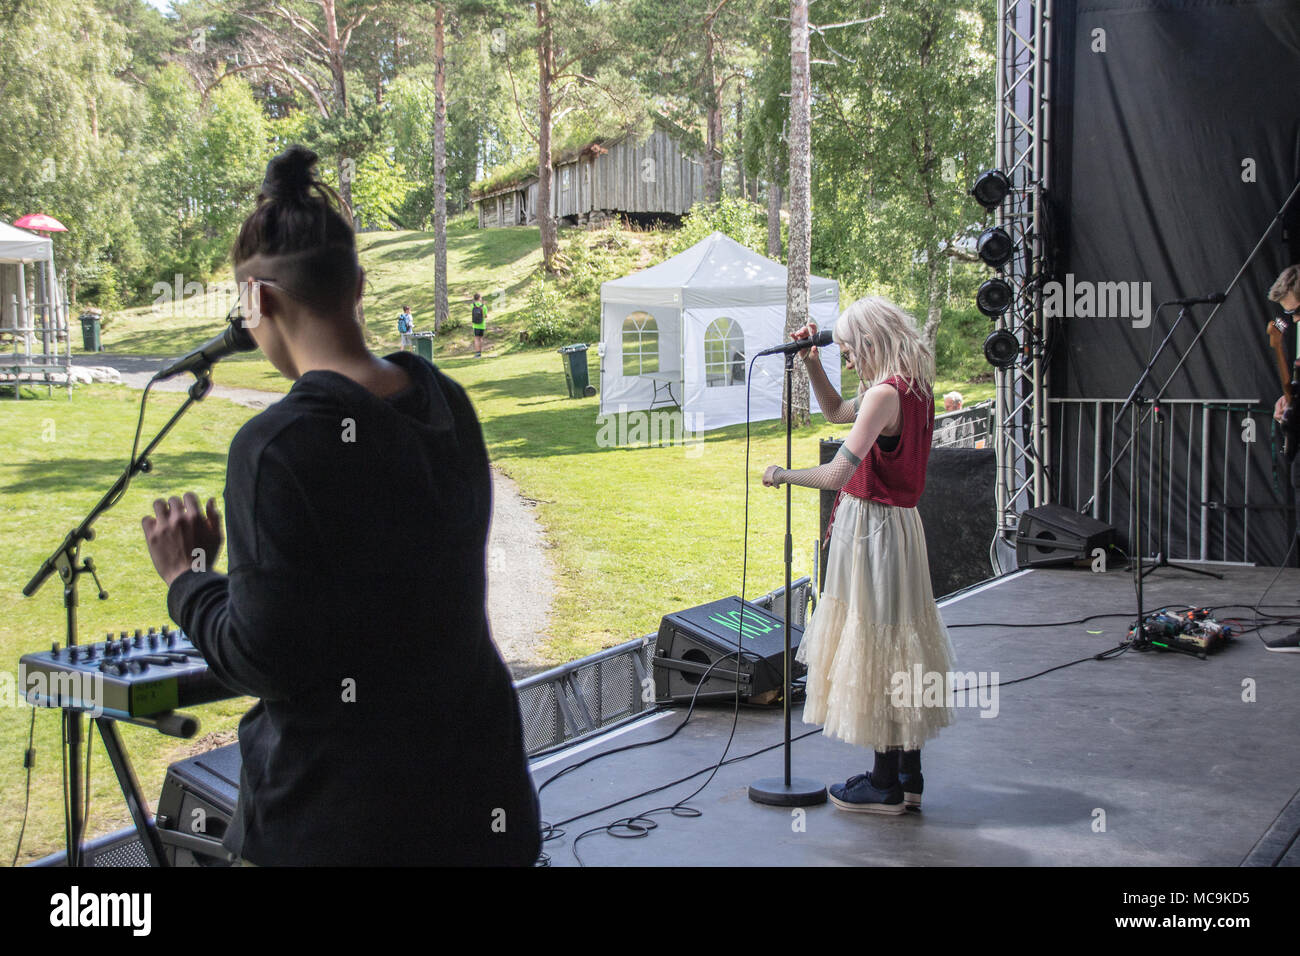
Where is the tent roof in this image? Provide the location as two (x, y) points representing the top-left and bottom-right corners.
(0, 221), (53, 264)
(601, 231), (839, 308)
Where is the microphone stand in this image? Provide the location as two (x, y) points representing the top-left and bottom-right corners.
(23, 371), (213, 866)
(749, 350), (827, 808)
(1129, 302), (1223, 582)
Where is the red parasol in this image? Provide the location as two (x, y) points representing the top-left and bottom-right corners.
(13, 213), (67, 233)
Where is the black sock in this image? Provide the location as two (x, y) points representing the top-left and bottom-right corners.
(900, 749), (921, 775)
(871, 749), (900, 788)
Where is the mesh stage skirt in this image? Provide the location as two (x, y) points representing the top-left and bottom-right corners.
(796, 495), (957, 751)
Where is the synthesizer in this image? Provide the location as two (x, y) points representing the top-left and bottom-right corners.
(19, 626), (235, 720)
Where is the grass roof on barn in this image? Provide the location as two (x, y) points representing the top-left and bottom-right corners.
(470, 112), (694, 199)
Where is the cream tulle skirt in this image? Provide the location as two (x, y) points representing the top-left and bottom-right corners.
(796, 495), (956, 751)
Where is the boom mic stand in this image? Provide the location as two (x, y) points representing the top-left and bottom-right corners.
(1129, 301), (1223, 583)
(23, 372), (213, 866)
(749, 350), (826, 808)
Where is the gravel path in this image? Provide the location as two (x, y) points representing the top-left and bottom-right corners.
(76, 354), (556, 678)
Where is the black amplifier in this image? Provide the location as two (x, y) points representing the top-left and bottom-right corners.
(155, 742), (242, 866)
(653, 596), (804, 704)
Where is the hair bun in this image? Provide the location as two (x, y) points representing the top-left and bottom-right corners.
(261, 145), (320, 203)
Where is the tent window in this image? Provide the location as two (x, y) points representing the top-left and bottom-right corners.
(705, 317), (745, 387)
(622, 312), (659, 376)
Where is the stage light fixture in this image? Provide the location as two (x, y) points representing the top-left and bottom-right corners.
(977, 279), (1013, 317)
(977, 227), (1013, 269)
(971, 170), (1010, 210)
(983, 329), (1020, 368)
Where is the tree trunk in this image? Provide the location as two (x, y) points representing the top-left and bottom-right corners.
(923, 249), (942, 354)
(736, 89), (745, 199)
(537, 1), (559, 273)
(322, 0), (353, 217)
(433, 3), (449, 334)
(703, 30), (723, 203)
(785, 0), (812, 426)
(766, 161), (782, 260)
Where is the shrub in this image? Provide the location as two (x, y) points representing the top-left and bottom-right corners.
(524, 278), (571, 346)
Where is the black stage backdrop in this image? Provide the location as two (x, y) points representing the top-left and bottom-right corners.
(1049, 0), (1300, 566)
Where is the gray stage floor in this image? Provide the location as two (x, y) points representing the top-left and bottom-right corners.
(531, 565), (1300, 866)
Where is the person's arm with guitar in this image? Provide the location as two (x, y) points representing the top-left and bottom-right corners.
(1268, 266), (1300, 456)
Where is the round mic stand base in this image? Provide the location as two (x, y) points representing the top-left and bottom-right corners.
(748, 777), (828, 807)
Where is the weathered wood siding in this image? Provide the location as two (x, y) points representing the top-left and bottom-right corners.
(474, 127), (705, 226)
(591, 128), (703, 215)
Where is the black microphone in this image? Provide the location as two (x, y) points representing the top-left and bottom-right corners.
(756, 329), (834, 357)
(1169, 293), (1226, 306)
(154, 321), (257, 382)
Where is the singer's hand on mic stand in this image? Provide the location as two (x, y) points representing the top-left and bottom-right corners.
(792, 321), (818, 358)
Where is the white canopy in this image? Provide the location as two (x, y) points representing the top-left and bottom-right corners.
(0, 221), (53, 263)
(598, 232), (841, 431)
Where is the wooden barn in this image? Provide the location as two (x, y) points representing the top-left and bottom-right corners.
(474, 125), (706, 229)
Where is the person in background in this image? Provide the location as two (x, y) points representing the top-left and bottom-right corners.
(943, 391), (963, 412)
(1267, 264), (1300, 652)
(397, 305), (414, 351)
(472, 293), (487, 358)
(762, 297), (955, 814)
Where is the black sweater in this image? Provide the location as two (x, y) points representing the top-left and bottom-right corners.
(167, 352), (540, 865)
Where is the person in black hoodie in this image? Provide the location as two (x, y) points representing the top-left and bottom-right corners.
(140, 145), (541, 865)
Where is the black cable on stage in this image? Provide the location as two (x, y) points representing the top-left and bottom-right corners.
(554, 353), (768, 865)
(1250, 533), (1299, 628)
(11, 708), (36, 868)
(536, 649), (756, 797)
(945, 607), (1175, 630)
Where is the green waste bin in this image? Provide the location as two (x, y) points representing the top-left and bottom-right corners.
(558, 343), (596, 398)
(79, 312), (103, 352)
(413, 331), (434, 362)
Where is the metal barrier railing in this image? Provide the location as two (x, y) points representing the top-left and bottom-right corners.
(1047, 396), (1282, 564)
(934, 402), (993, 449)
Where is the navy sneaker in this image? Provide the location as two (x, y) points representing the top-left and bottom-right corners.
(1264, 630), (1300, 653)
(899, 770), (923, 811)
(828, 772), (905, 814)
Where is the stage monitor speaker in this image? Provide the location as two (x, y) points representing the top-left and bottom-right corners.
(155, 742), (241, 866)
(1015, 504), (1116, 568)
(653, 596), (803, 704)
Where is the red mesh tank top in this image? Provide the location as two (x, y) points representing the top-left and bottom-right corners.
(843, 374), (934, 507)
(822, 375), (934, 544)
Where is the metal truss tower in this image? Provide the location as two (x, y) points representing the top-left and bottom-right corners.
(993, 0), (1053, 556)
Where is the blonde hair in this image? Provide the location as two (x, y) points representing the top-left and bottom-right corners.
(1269, 265), (1300, 303)
(834, 296), (935, 400)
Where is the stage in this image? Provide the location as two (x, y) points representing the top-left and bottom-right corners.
(530, 564), (1300, 867)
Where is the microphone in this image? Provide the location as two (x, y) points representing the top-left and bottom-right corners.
(756, 329), (834, 357)
(154, 321), (257, 382)
(1169, 293), (1226, 306)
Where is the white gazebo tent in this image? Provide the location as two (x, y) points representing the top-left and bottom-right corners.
(598, 232), (841, 432)
(0, 220), (70, 397)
